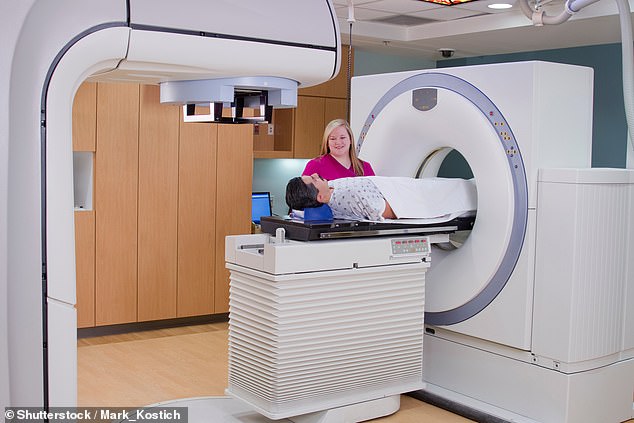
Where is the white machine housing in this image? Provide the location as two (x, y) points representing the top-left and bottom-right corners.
(2, 0), (339, 409)
(225, 233), (432, 420)
(353, 61), (593, 344)
(351, 62), (634, 423)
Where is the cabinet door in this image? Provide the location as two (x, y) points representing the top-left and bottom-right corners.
(75, 210), (95, 328)
(72, 82), (97, 152)
(177, 117), (218, 317)
(293, 96), (325, 159)
(271, 108), (294, 154)
(95, 83), (140, 326)
(215, 124), (253, 313)
(324, 97), (349, 128)
(73, 82), (97, 328)
(137, 85), (180, 321)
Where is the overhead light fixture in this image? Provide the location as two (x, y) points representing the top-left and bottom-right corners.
(488, 2), (514, 9)
(416, 0), (478, 5)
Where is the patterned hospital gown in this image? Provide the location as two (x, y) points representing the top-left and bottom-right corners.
(328, 177), (386, 221)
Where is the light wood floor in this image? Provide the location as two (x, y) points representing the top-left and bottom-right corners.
(77, 321), (634, 423)
(77, 321), (473, 422)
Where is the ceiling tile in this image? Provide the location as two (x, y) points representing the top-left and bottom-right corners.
(337, 5), (397, 20)
(373, 14), (440, 25)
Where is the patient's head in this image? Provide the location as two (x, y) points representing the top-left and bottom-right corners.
(285, 176), (321, 210)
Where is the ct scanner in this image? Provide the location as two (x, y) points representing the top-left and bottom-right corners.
(350, 62), (634, 422)
(3, 2), (634, 423)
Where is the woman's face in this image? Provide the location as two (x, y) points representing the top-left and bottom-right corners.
(327, 125), (351, 159)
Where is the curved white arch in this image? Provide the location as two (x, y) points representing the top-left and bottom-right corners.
(7, 1), (129, 406)
(45, 27), (130, 406)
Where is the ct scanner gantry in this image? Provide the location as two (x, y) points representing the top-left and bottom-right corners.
(351, 61), (634, 423)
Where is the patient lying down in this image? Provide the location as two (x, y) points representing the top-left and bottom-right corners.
(286, 173), (477, 222)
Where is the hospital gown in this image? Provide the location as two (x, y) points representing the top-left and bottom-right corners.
(328, 177), (386, 221)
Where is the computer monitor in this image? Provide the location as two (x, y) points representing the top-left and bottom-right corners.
(251, 192), (272, 224)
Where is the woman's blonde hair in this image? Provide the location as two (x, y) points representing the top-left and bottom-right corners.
(320, 118), (366, 176)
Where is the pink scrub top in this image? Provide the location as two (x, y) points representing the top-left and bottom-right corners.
(302, 154), (375, 180)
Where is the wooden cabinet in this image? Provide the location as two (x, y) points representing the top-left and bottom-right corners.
(293, 96), (326, 159)
(177, 122), (252, 316)
(72, 82), (97, 328)
(214, 124), (253, 312)
(293, 96), (348, 159)
(254, 45), (353, 159)
(177, 116), (218, 317)
(72, 82), (97, 152)
(74, 82), (253, 327)
(95, 82), (140, 326)
(266, 95), (348, 159)
(74, 210), (95, 328)
(137, 85), (180, 322)
(324, 98), (349, 128)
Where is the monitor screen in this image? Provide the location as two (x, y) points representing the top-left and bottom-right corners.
(251, 192), (272, 224)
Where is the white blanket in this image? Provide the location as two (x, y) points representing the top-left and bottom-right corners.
(368, 176), (477, 220)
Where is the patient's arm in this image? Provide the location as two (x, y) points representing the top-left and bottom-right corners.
(382, 199), (396, 219)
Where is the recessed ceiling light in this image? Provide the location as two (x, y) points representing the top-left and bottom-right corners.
(488, 3), (514, 9)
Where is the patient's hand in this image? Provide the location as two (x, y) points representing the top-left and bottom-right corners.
(382, 200), (396, 219)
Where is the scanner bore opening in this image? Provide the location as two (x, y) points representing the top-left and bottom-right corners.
(417, 148), (475, 250)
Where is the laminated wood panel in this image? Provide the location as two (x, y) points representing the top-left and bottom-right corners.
(95, 82), (139, 326)
(72, 82), (97, 152)
(293, 96), (325, 159)
(177, 119), (218, 317)
(75, 210), (95, 328)
(323, 97), (348, 130)
(214, 124), (253, 313)
(137, 85), (180, 321)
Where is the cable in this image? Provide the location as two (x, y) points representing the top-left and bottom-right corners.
(347, 0), (355, 122)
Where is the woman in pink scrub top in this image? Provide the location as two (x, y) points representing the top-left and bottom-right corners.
(302, 119), (375, 180)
